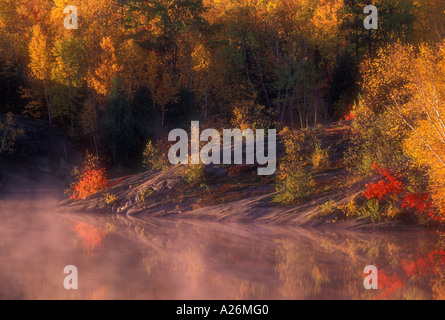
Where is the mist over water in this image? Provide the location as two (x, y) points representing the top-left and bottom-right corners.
(0, 198), (444, 300)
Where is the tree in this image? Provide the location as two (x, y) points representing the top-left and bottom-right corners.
(0, 0), (28, 115)
(118, 39), (146, 98)
(101, 78), (138, 168)
(0, 112), (25, 155)
(132, 0), (208, 66)
(28, 24), (53, 124)
(154, 66), (180, 134)
(355, 40), (445, 219)
(87, 37), (121, 96)
(341, 0), (417, 60)
(191, 41), (211, 121)
(391, 43), (445, 217)
(51, 36), (87, 135)
(52, 36), (86, 88)
(131, 85), (158, 144)
(415, 1), (445, 43)
(328, 50), (360, 118)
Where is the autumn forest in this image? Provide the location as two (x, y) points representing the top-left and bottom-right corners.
(2, 0), (445, 223)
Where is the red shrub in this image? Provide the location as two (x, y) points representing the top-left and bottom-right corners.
(402, 194), (445, 222)
(362, 164), (443, 222)
(400, 192), (444, 222)
(402, 193), (431, 213)
(71, 153), (109, 200)
(342, 106), (356, 121)
(362, 163), (404, 200)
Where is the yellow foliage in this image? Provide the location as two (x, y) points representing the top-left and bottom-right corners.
(337, 200), (357, 219)
(360, 40), (445, 218)
(0, 113), (25, 155)
(103, 193), (118, 205)
(87, 37), (121, 96)
(311, 142), (329, 170)
(118, 39), (147, 97)
(274, 128), (321, 204)
(192, 43), (211, 72)
(401, 43), (445, 216)
(29, 25), (51, 81)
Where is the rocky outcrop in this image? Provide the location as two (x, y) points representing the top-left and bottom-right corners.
(56, 121), (423, 231)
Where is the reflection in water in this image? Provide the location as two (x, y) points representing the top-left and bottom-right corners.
(0, 199), (445, 299)
(274, 234), (445, 300)
(73, 221), (108, 252)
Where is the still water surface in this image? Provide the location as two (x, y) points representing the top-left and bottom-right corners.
(1, 199), (444, 299)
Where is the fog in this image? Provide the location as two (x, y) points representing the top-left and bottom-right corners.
(0, 198), (444, 299)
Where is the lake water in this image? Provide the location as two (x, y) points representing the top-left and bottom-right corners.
(0, 198), (444, 300)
